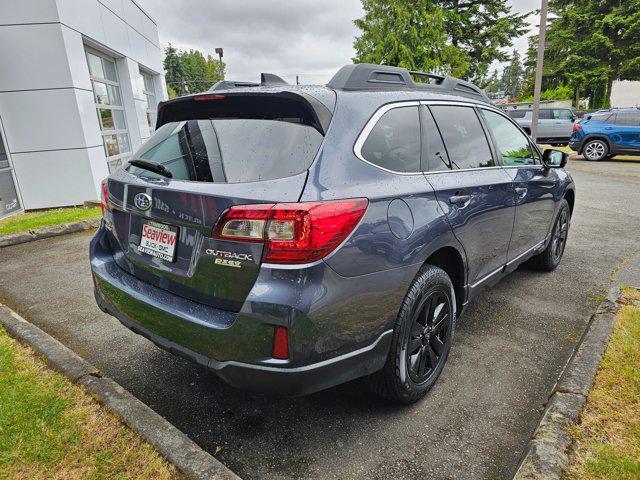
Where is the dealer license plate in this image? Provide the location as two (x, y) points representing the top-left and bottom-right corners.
(137, 220), (178, 262)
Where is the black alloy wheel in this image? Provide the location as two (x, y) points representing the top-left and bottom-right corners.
(551, 207), (569, 263)
(405, 289), (451, 384)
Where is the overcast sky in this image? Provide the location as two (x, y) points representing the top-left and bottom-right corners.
(136, 0), (542, 85)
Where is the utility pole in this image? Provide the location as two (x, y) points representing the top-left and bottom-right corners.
(530, 0), (548, 144)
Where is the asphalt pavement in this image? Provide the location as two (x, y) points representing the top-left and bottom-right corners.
(0, 157), (638, 479)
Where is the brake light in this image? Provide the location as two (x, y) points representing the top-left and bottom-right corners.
(573, 123), (580, 132)
(100, 179), (110, 216)
(213, 198), (368, 264)
(272, 326), (289, 359)
(193, 94), (225, 101)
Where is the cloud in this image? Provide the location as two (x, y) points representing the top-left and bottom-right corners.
(137, 0), (365, 85)
(136, 0), (540, 83)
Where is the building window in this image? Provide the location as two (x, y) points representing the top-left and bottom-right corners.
(86, 48), (131, 173)
(141, 70), (157, 131)
(0, 122), (22, 219)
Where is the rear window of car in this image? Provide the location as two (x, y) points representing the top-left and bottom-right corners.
(507, 110), (527, 119)
(128, 117), (323, 183)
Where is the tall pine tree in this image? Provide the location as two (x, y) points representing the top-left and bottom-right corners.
(530, 0), (640, 108)
(353, 0), (527, 82)
(501, 50), (524, 99)
(438, 0), (528, 82)
(353, 0), (468, 75)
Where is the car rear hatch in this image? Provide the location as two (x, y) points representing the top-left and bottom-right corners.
(103, 90), (334, 312)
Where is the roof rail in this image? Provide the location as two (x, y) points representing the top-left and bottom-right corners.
(208, 73), (289, 92)
(327, 63), (490, 103)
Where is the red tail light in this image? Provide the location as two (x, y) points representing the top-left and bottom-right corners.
(100, 179), (110, 216)
(573, 123), (580, 132)
(272, 326), (289, 359)
(213, 198), (368, 264)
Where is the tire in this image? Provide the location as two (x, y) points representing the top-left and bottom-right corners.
(369, 265), (455, 404)
(582, 139), (609, 161)
(528, 199), (571, 272)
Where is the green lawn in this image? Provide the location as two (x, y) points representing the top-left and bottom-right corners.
(0, 325), (182, 479)
(564, 287), (640, 480)
(0, 206), (100, 236)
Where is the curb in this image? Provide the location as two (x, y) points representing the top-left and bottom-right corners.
(0, 304), (240, 480)
(512, 288), (620, 479)
(0, 218), (101, 248)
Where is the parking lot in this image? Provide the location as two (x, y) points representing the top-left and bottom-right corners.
(0, 157), (638, 480)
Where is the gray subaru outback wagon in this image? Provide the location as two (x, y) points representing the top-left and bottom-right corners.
(91, 64), (575, 404)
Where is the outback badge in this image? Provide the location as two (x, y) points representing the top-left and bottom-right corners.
(205, 249), (253, 268)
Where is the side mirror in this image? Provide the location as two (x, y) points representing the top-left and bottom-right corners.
(543, 149), (568, 168)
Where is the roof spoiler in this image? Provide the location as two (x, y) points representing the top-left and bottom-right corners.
(208, 73), (289, 91)
(326, 63), (490, 103)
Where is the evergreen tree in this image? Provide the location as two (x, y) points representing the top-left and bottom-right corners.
(163, 45), (225, 97)
(353, 0), (468, 75)
(529, 0), (640, 108)
(353, 0), (528, 82)
(501, 50), (524, 99)
(437, 0), (528, 82)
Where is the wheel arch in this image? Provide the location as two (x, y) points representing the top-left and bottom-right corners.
(422, 246), (466, 314)
(580, 134), (612, 153)
(563, 188), (575, 217)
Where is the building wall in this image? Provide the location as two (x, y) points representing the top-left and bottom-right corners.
(610, 80), (640, 108)
(0, 0), (167, 210)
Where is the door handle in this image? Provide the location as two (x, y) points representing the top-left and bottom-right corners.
(515, 186), (527, 198)
(604, 126), (614, 130)
(449, 194), (471, 205)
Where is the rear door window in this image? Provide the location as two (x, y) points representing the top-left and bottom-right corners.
(538, 109), (553, 120)
(360, 106), (421, 173)
(482, 110), (538, 166)
(614, 112), (640, 126)
(128, 117), (323, 183)
(588, 113), (612, 122)
(430, 106), (495, 169)
(421, 107), (450, 171)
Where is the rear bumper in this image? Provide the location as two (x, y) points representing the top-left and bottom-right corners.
(568, 140), (581, 152)
(90, 226), (393, 396)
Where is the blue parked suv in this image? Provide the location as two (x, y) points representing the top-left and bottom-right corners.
(90, 64), (575, 404)
(569, 108), (640, 161)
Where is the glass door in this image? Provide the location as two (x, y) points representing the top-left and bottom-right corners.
(0, 118), (22, 219)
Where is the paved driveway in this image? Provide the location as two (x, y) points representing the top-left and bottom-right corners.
(1, 158), (639, 480)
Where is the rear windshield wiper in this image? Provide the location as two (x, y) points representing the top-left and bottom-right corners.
(128, 159), (173, 179)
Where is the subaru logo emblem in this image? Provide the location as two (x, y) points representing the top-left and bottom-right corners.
(134, 193), (152, 211)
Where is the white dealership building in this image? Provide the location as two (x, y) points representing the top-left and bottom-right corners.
(0, 0), (167, 218)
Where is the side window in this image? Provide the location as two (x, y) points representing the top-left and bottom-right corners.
(507, 110), (527, 119)
(614, 112), (640, 126)
(482, 110), (537, 166)
(421, 107), (450, 172)
(360, 106), (421, 173)
(538, 109), (553, 120)
(554, 109), (573, 120)
(430, 106), (494, 169)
